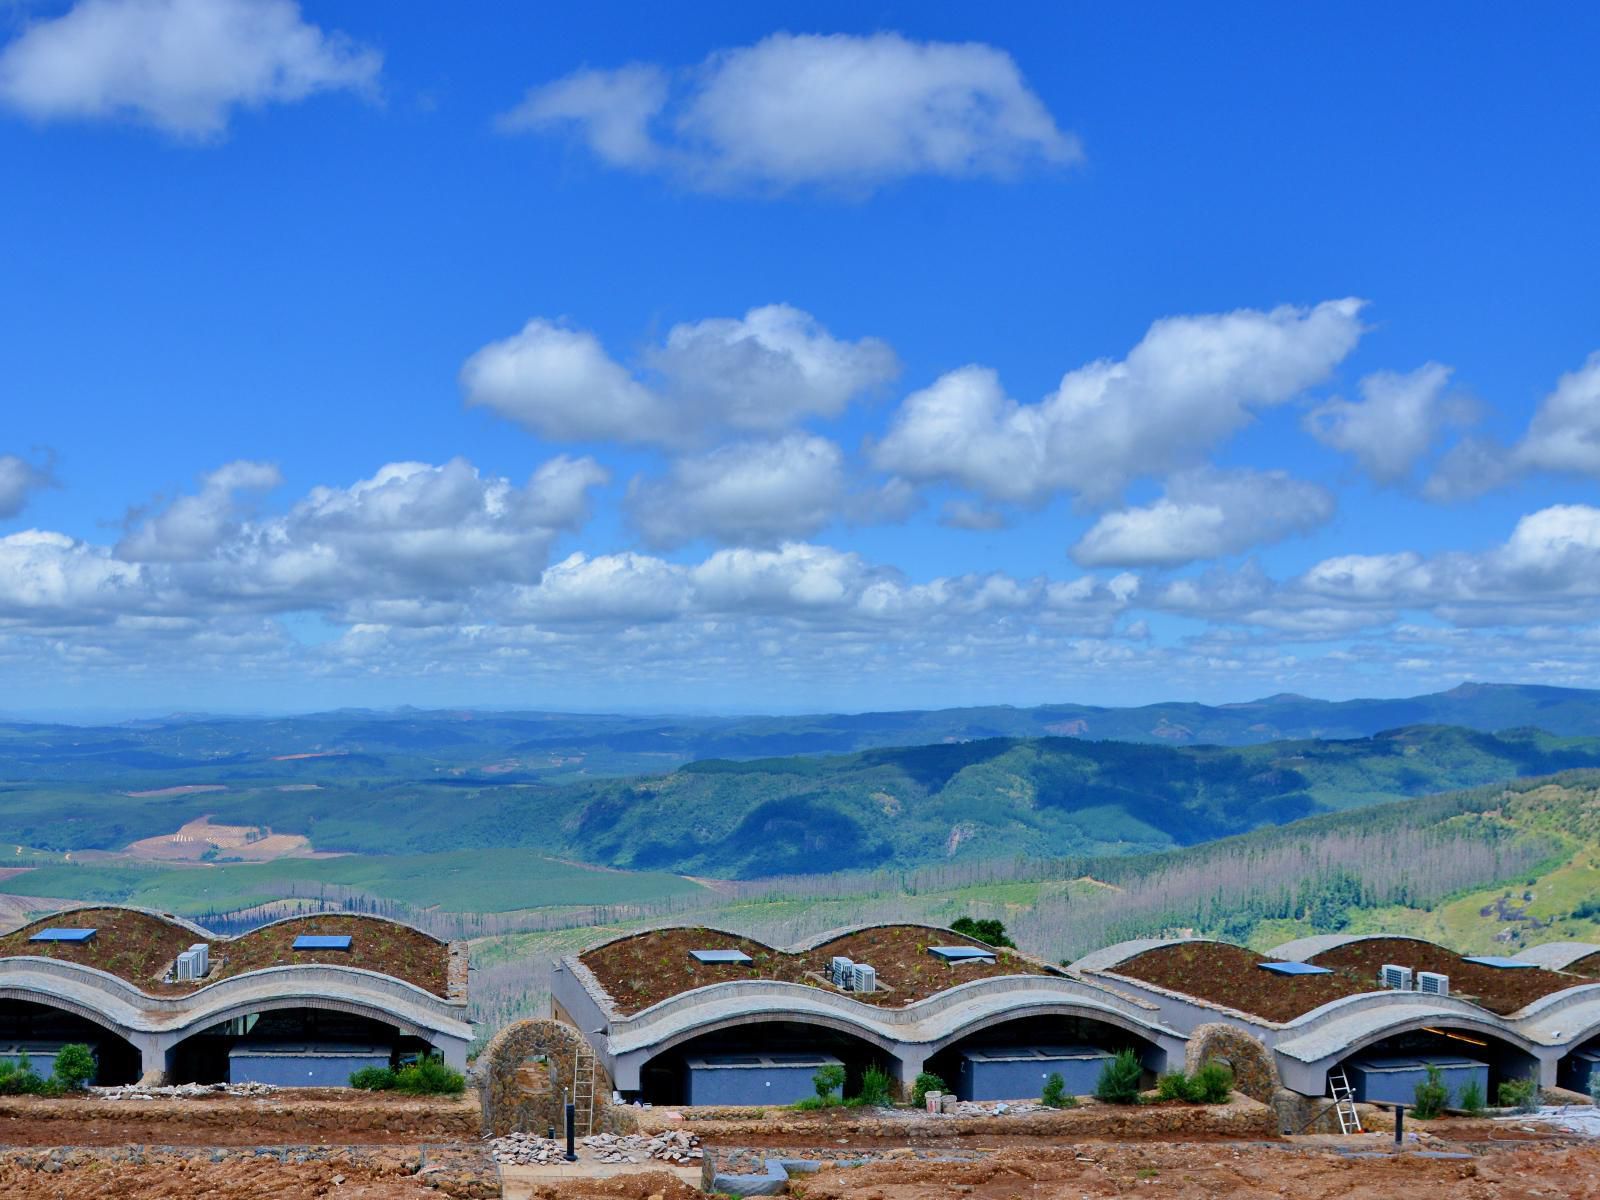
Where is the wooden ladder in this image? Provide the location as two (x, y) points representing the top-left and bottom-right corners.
(572, 1043), (598, 1137)
(1328, 1068), (1363, 1134)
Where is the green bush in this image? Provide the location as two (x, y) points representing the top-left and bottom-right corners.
(812, 1063), (846, 1103)
(349, 1065), (397, 1091)
(51, 1044), (96, 1092)
(911, 1071), (946, 1107)
(857, 1065), (893, 1106)
(1041, 1071), (1074, 1108)
(1590, 1071), (1600, 1106)
(1499, 1074), (1539, 1114)
(0, 1054), (60, 1097)
(1457, 1077), (1485, 1116)
(1095, 1049), (1144, 1105)
(1156, 1072), (1198, 1102)
(949, 917), (1016, 948)
(1191, 1063), (1233, 1104)
(1412, 1064), (1449, 1119)
(393, 1056), (465, 1096)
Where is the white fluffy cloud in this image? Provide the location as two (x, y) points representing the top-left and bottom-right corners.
(1514, 352), (1600, 476)
(117, 459), (283, 563)
(0, 455), (54, 519)
(627, 434), (845, 548)
(1072, 469), (1334, 567)
(461, 305), (895, 447)
(1305, 362), (1458, 483)
(0, 0), (379, 138)
(875, 299), (1366, 506)
(500, 32), (1078, 193)
(111, 456), (608, 609)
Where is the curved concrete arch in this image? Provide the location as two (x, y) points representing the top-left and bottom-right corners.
(0, 983), (145, 1043)
(1069, 937), (1207, 974)
(0, 903), (212, 940)
(167, 988), (444, 1045)
(1267, 932), (1437, 962)
(633, 1006), (909, 1068)
(920, 997), (1171, 1060)
(1514, 942), (1600, 972)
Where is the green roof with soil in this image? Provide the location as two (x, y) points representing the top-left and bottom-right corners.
(0, 908), (451, 998)
(578, 924), (1057, 1016)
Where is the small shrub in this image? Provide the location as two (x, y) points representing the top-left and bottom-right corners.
(1192, 1062), (1234, 1104)
(1590, 1072), (1600, 1106)
(857, 1065), (893, 1106)
(1457, 1077), (1485, 1116)
(0, 1056), (48, 1097)
(911, 1071), (946, 1107)
(51, 1044), (96, 1092)
(1156, 1072), (1198, 1102)
(1041, 1071), (1074, 1108)
(949, 917), (1016, 948)
(1412, 1064), (1449, 1119)
(1095, 1049), (1144, 1105)
(1499, 1074), (1539, 1114)
(349, 1065), (396, 1091)
(812, 1063), (846, 1102)
(791, 1095), (828, 1111)
(392, 1056), (464, 1096)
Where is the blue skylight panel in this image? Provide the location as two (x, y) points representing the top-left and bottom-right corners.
(929, 945), (997, 962)
(689, 948), (752, 964)
(29, 928), (97, 943)
(1259, 960), (1332, 976)
(292, 934), (352, 950)
(1462, 955), (1538, 969)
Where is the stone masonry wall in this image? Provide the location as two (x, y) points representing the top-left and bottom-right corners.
(1183, 1022), (1280, 1104)
(476, 1018), (613, 1138)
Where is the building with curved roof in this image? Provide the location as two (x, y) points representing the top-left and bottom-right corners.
(551, 923), (1186, 1103)
(0, 907), (470, 1084)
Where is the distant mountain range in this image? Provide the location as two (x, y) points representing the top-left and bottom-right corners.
(9, 682), (1600, 771)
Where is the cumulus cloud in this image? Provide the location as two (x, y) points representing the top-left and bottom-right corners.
(0, 529), (146, 622)
(0, 0), (380, 139)
(118, 459), (282, 563)
(875, 299), (1366, 506)
(1305, 362), (1460, 483)
(461, 305), (895, 447)
(500, 32), (1078, 194)
(939, 499), (1009, 531)
(1513, 352), (1600, 476)
(0, 454), (55, 519)
(1072, 469), (1334, 567)
(627, 434), (845, 548)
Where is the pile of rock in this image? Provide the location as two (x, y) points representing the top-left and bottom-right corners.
(90, 1082), (278, 1100)
(951, 1099), (1048, 1117)
(485, 1130), (704, 1167)
(582, 1131), (702, 1164)
(485, 1134), (567, 1166)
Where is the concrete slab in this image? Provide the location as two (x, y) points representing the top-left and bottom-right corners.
(499, 1161), (701, 1198)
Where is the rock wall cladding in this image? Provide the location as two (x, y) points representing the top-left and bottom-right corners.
(476, 1018), (613, 1138)
(1183, 1022), (1279, 1104)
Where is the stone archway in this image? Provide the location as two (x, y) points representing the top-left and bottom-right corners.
(1184, 1022), (1278, 1103)
(476, 1018), (612, 1137)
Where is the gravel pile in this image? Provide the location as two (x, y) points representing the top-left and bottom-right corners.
(950, 1100), (1048, 1117)
(486, 1130), (703, 1166)
(90, 1082), (278, 1100)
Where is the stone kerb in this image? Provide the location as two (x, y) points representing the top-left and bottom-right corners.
(476, 1018), (613, 1138)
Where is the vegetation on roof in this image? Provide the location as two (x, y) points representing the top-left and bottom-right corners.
(579, 923), (1054, 1015)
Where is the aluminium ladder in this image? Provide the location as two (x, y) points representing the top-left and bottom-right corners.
(1328, 1068), (1363, 1134)
(572, 1042), (599, 1137)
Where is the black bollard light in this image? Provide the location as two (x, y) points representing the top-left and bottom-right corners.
(1393, 1104), (1404, 1146)
(564, 1086), (577, 1162)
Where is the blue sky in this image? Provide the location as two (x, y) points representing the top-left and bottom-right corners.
(2, 1), (1598, 716)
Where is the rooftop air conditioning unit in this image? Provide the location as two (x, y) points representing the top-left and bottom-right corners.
(851, 964), (877, 994)
(830, 956), (854, 989)
(1417, 971), (1450, 997)
(1379, 964), (1414, 992)
(175, 949), (203, 982)
(188, 943), (210, 975)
